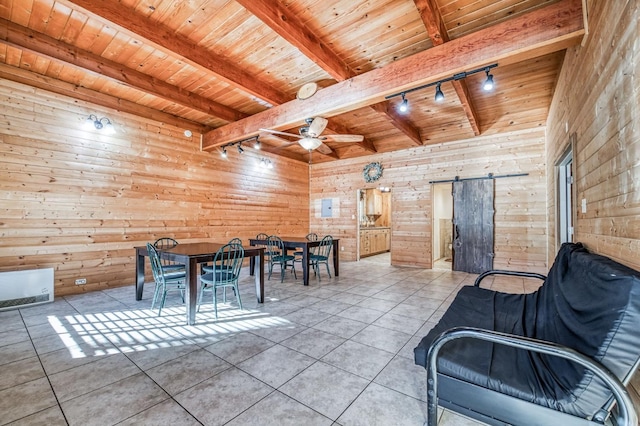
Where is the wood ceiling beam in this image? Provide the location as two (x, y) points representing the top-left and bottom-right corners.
(325, 120), (377, 153)
(414, 0), (481, 136)
(237, 0), (377, 152)
(202, 0), (584, 150)
(63, 0), (290, 106)
(370, 102), (422, 146)
(235, 0), (352, 81)
(0, 62), (210, 132)
(0, 18), (247, 123)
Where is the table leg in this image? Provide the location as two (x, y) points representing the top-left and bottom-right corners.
(302, 246), (309, 286)
(185, 258), (198, 326)
(249, 255), (255, 276)
(135, 250), (145, 301)
(333, 240), (340, 277)
(255, 252), (264, 303)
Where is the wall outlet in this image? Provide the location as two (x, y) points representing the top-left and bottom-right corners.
(581, 198), (587, 213)
(75, 278), (87, 285)
(341, 246), (344, 251)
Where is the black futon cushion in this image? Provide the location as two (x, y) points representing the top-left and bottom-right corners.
(414, 242), (640, 419)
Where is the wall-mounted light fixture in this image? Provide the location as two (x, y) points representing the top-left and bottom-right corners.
(85, 114), (116, 134)
(386, 63), (498, 112)
(219, 136), (260, 158)
(260, 158), (273, 169)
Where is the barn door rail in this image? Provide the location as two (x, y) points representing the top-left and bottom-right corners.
(429, 172), (528, 184)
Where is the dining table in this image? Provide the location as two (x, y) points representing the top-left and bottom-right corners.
(135, 242), (264, 325)
(248, 236), (339, 286)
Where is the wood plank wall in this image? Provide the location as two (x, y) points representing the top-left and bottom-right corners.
(0, 78), (308, 296)
(546, 0), (640, 270)
(310, 127), (548, 273)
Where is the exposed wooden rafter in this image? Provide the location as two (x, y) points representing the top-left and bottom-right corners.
(237, 0), (384, 152)
(202, 0), (584, 150)
(63, 0), (290, 106)
(0, 62), (210, 132)
(414, 0), (481, 136)
(0, 18), (247, 123)
(235, 0), (352, 81)
(370, 102), (422, 146)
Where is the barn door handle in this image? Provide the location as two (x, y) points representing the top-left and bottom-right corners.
(453, 225), (462, 248)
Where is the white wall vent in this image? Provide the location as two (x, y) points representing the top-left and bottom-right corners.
(0, 268), (54, 311)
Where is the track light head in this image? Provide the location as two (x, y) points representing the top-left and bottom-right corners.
(398, 93), (409, 113)
(221, 148), (227, 158)
(483, 69), (495, 91)
(237, 143), (244, 154)
(254, 138), (261, 150)
(434, 83), (444, 102)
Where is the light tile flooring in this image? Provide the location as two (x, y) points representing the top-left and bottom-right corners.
(3, 254), (635, 425)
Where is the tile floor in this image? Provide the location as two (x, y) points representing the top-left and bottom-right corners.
(2, 254), (634, 425)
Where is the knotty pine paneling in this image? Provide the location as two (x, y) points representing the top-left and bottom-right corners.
(311, 127), (548, 273)
(0, 78), (308, 296)
(546, 0), (640, 270)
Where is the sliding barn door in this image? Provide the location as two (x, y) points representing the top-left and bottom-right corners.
(452, 179), (495, 273)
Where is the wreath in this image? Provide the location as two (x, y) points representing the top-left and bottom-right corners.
(363, 162), (383, 183)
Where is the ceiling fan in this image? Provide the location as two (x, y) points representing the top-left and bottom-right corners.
(259, 117), (363, 155)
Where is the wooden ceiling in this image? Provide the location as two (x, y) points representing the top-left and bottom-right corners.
(0, 0), (584, 163)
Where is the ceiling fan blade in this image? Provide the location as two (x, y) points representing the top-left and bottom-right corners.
(307, 117), (328, 137)
(259, 132), (297, 146)
(323, 134), (364, 143)
(259, 128), (302, 139)
(316, 143), (333, 155)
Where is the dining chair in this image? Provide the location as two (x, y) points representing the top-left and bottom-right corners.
(266, 235), (297, 282)
(202, 238), (243, 273)
(198, 243), (245, 318)
(153, 237), (185, 273)
(147, 243), (186, 316)
(293, 232), (318, 268)
(310, 235), (333, 280)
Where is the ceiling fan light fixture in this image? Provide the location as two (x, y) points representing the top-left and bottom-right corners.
(299, 137), (323, 151)
(434, 83), (444, 102)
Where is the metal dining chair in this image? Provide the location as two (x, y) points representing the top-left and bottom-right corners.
(266, 235), (297, 282)
(293, 232), (318, 268)
(310, 235), (333, 280)
(153, 237), (185, 273)
(202, 238), (243, 273)
(198, 243), (245, 318)
(147, 243), (186, 316)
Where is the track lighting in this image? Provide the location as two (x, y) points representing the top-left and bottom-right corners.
(84, 114), (115, 134)
(398, 93), (409, 113)
(219, 135), (260, 158)
(385, 63), (497, 105)
(483, 68), (494, 91)
(434, 83), (444, 102)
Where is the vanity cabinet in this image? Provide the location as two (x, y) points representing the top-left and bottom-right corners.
(360, 228), (390, 257)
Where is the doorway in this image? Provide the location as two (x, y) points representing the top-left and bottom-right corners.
(557, 142), (574, 246)
(432, 183), (453, 270)
(357, 187), (392, 262)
